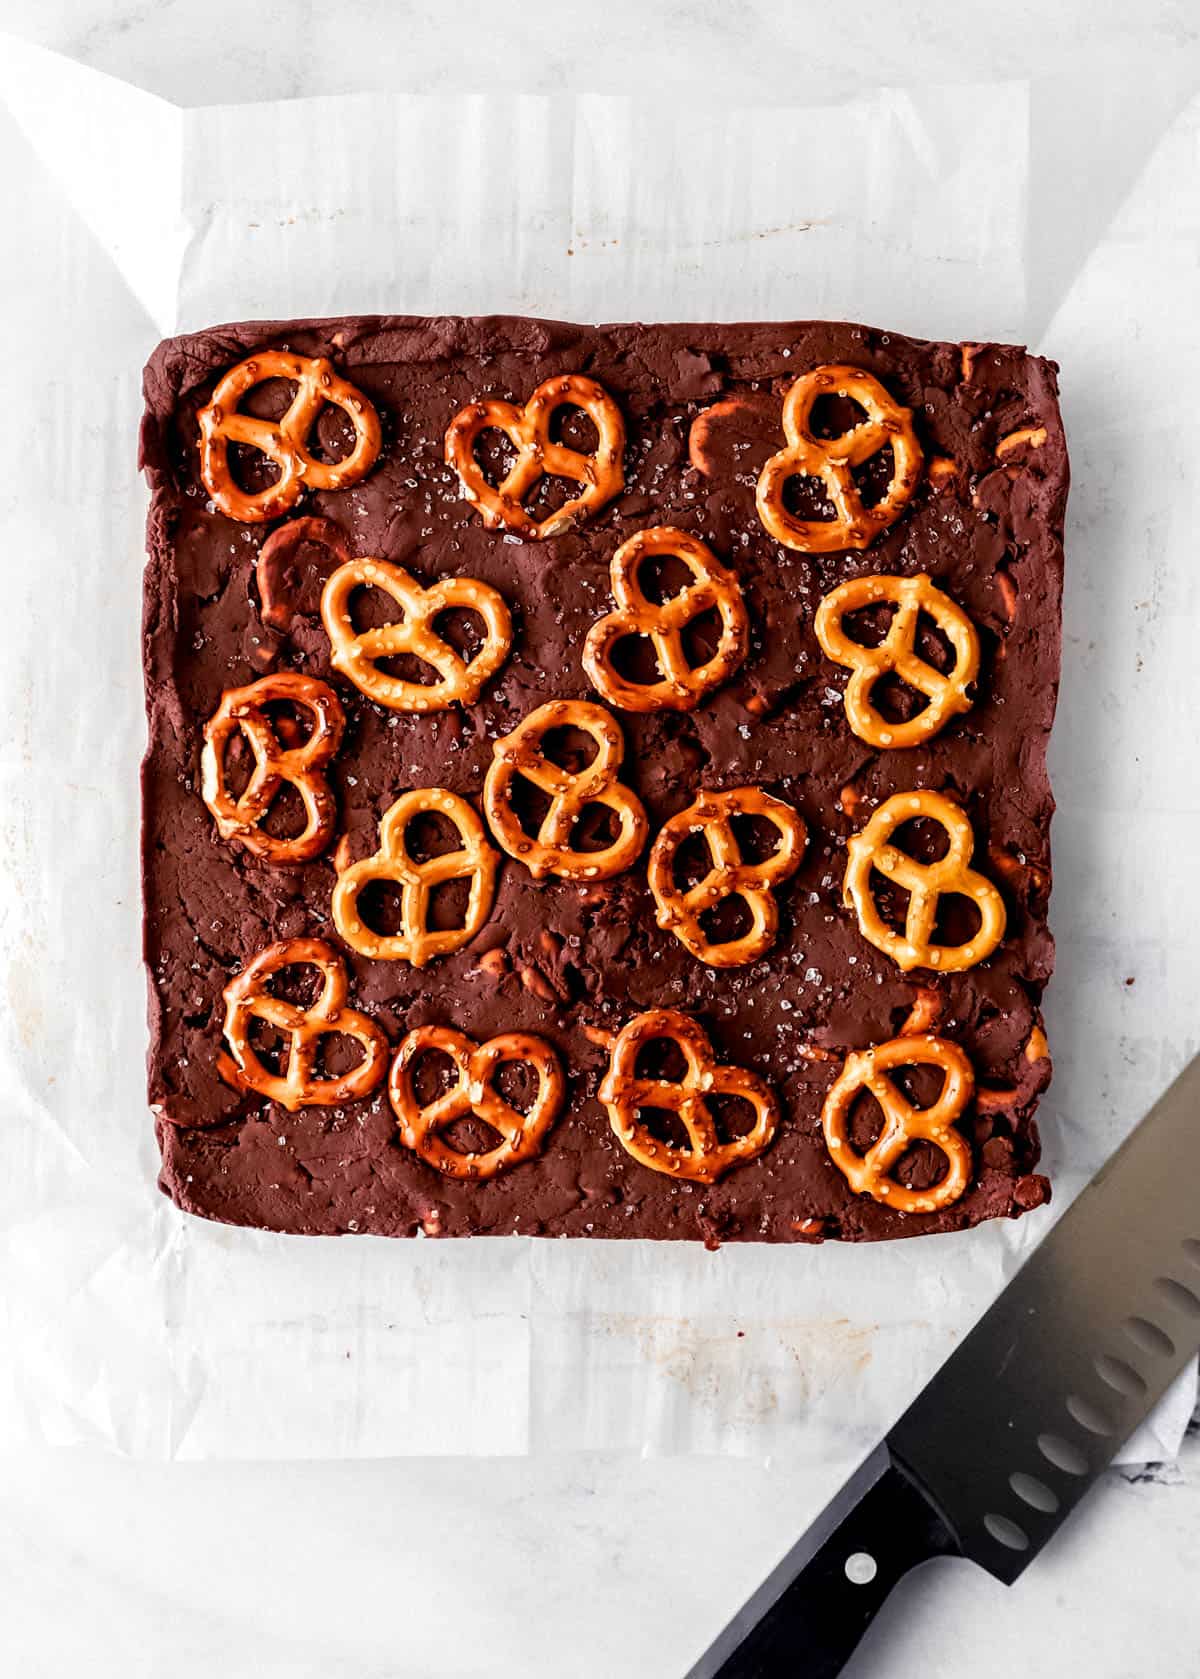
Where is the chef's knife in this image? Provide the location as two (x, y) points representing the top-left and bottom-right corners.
(685, 1054), (1200, 1678)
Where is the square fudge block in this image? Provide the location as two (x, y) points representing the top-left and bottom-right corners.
(139, 315), (1067, 1243)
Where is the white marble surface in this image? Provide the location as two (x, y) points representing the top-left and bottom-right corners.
(1, 1440), (1199, 1676)
(6, 0), (1197, 107)
(2, 3), (1200, 1675)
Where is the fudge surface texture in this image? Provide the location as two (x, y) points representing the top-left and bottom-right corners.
(139, 313), (1067, 1243)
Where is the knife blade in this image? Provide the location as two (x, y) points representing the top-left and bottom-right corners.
(685, 1053), (1200, 1678)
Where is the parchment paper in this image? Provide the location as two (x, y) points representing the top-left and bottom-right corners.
(0, 37), (1195, 1460)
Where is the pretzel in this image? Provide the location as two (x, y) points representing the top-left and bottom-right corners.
(599, 1009), (778, 1183)
(444, 374), (625, 539)
(756, 365), (923, 553)
(321, 557), (512, 711)
(814, 572), (980, 748)
(839, 783), (862, 817)
(581, 526), (749, 712)
(389, 1024), (564, 1178)
(898, 986), (944, 1037)
(201, 672), (345, 864)
(198, 351), (381, 523)
(988, 842), (1049, 899)
(647, 787), (806, 966)
(995, 426), (1047, 459)
(687, 396), (756, 475)
(217, 937), (389, 1112)
(843, 790), (1006, 972)
(976, 1028), (1051, 1113)
(821, 1034), (975, 1213)
(331, 789), (498, 967)
(926, 456), (957, 490)
(256, 515), (352, 631)
(483, 700), (648, 880)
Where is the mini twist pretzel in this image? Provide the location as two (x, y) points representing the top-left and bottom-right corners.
(599, 1009), (779, 1183)
(581, 526), (749, 712)
(814, 572), (980, 748)
(843, 790), (1006, 972)
(389, 1024), (565, 1179)
(444, 374), (625, 539)
(756, 364), (923, 553)
(483, 700), (648, 881)
(201, 672), (345, 865)
(198, 350), (382, 524)
(217, 937), (389, 1112)
(331, 789), (499, 967)
(821, 1034), (975, 1213)
(321, 557), (512, 711)
(648, 788), (807, 967)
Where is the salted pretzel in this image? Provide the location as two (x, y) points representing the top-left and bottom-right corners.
(756, 365), (923, 553)
(821, 1034), (975, 1213)
(331, 789), (498, 967)
(843, 790), (1006, 972)
(198, 350), (381, 523)
(201, 672), (345, 864)
(648, 788), (806, 967)
(444, 374), (625, 539)
(599, 1009), (778, 1183)
(581, 527), (749, 712)
(217, 937), (389, 1112)
(321, 556), (512, 711)
(389, 1024), (564, 1179)
(483, 700), (648, 880)
(814, 572), (980, 748)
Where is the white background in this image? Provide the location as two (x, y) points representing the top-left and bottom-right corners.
(2, 3), (1200, 1676)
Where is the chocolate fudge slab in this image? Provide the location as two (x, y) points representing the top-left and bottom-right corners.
(139, 315), (1067, 1243)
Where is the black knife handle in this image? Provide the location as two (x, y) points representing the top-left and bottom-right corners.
(702, 1460), (959, 1678)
